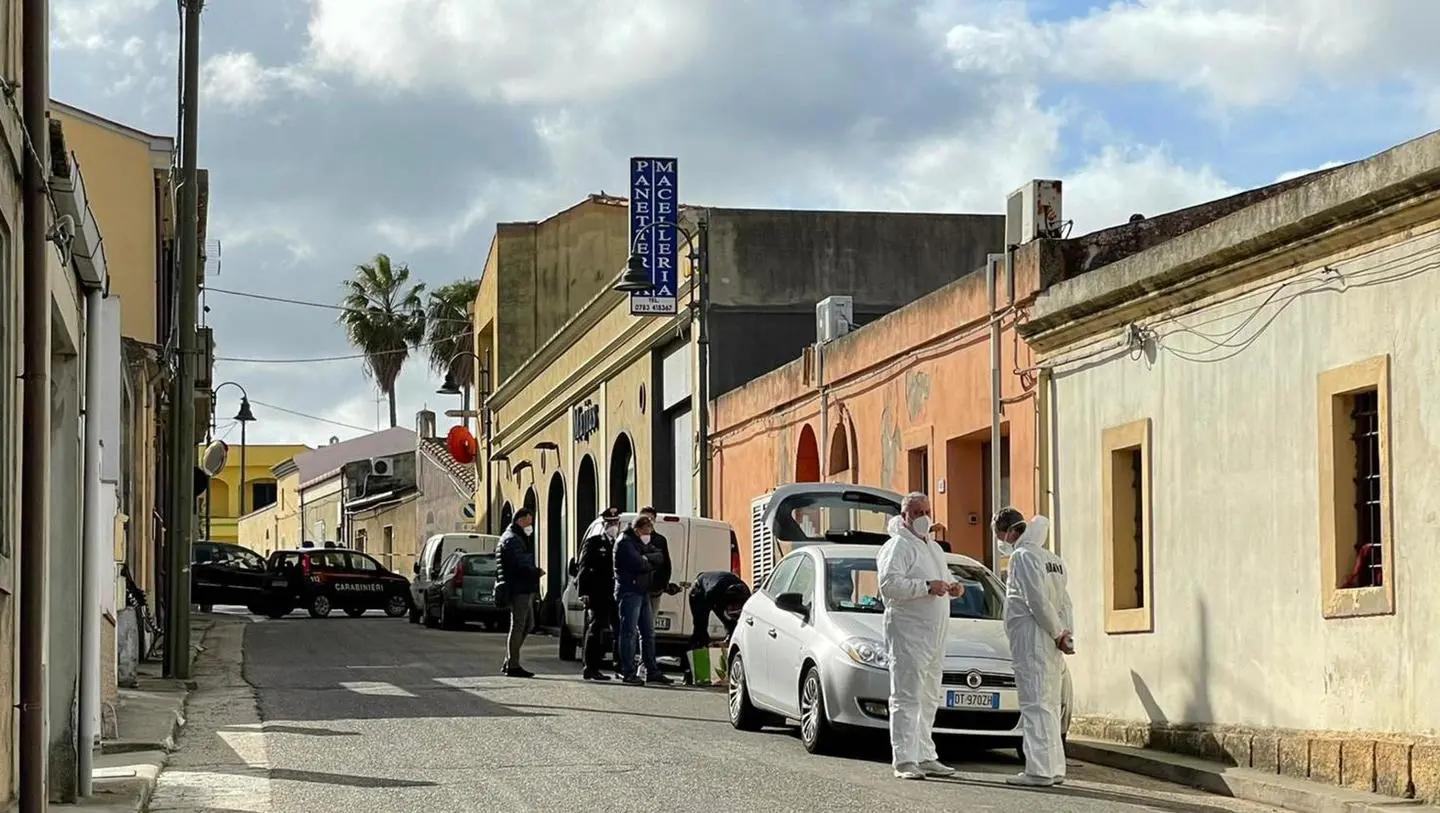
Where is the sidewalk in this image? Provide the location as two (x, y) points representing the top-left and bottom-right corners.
(53, 617), (217, 812)
(1067, 739), (1440, 813)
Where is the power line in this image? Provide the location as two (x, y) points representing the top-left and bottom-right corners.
(247, 398), (376, 432)
(205, 285), (471, 324)
(216, 338), (444, 364)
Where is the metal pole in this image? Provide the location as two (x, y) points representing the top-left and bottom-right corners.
(238, 419), (247, 517)
(987, 255), (1002, 569)
(79, 288), (104, 796)
(19, 0), (52, 806)
(695, 217), (712, 518)
(165, 0), (203, 680)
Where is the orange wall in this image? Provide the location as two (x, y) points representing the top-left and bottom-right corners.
(712, 260), (1042, 581)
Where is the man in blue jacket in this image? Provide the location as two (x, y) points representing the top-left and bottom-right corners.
(613, 514), (672, 686)
(495, 508), (542, 678)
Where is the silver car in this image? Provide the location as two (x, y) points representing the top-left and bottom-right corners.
(726, 543), (1071, 757)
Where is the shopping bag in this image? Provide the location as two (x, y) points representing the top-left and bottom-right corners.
(687, 647), (728, 686)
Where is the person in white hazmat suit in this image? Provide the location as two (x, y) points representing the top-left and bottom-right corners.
(877, 492), (964, 781)
(994, 507), (1074, 787)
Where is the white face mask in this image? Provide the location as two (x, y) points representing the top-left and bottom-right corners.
(910, 516), (932, 537)
(996, 536), (1015, 557)
(640, 533), (652, 544)
(522, 525), (534, 536)
(605, 526), (619, 539)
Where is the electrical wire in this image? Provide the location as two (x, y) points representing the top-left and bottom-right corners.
(205, 286), (471, 324)
(216, 336), (446, 364)
(246, 398), (375, 432)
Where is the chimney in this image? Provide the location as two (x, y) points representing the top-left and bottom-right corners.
(416, 409), (436, 439)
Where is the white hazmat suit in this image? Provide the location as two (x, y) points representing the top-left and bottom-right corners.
(1002, 515), (1073, 782)
(876, 516), (951, 770)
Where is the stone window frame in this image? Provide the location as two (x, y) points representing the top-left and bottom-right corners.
(1101, 418), (1154, 635)
(1316, 354), (1395, 620)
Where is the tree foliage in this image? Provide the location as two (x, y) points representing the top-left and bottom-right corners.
(338, 253), (426, 428)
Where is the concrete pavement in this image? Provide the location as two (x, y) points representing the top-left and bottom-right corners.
(144, 610), (1298, 813)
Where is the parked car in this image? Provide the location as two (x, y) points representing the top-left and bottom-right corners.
(725, 543), (1071, 758)
(264, 548), (413, 619)
(558, 511), (741, 661)
(191, 541), (272, 613)
(410, 532), (502, 623)
(420, 550), (507, 629)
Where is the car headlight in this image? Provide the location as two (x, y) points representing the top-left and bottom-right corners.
(839, 637), (889, 670)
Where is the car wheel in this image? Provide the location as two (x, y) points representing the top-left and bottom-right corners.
(385, 594), (410, 618)
(799, 666), (839, 755)
(727, 652), (768, 732)
(344, 608), (366, 618)
(422, 602), (439, 628)
(439, 602), (461, 629)
(307, 595), (332, 618)
(558, 622), (578, 661)
(246, 604), (265, 615)
(408, 607), (421, 624)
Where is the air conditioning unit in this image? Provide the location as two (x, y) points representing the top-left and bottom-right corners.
(750, 494), (776, 585)
(369, 456), (395, 477)
(1005, 179), (1064, 248)
(815, 295), (854, 344)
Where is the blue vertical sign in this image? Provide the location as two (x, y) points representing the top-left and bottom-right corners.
(628, 157), (680, 316)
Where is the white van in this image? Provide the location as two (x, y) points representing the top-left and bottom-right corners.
(558, 512), (739, 661)
(409, 532), (501, 623)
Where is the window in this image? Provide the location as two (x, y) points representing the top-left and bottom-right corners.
(907, 447), (929, 494)
(787, 555), (816, 606)
(824, 557), (1005, 619)
(1101, 418), (1153, 634)
(382, 525), (395, 564)
(251, 482), (277, 511)
(761, 553), (804, 598)
(354, 529), (367, 553)
(347, 552), (380, 572)
(1317, 355), (1393, 619)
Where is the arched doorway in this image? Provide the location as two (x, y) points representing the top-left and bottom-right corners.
(609, 433), (637, 512)
(796, 424), (821, 482)
(500, 501), (514, 529)
(545, 474), (566, 625)
(576, 455), (598, 541)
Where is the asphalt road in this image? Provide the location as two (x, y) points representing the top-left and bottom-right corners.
(150, 610), (1287, 813)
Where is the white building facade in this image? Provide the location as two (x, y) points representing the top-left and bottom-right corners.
(1019, 132), (1440, 803)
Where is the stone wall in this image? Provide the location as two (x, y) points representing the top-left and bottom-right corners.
(1070, 716), (1439, 803)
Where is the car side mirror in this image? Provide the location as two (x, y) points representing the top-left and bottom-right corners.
(567, 557), (579, 578)
(775, 592), (809, 619)
(412, 561), (420, 574)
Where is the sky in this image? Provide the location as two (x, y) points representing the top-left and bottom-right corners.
(51, 0), (1440, 447)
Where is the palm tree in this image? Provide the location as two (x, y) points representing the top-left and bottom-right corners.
(338, 253), (426, 428)
(425, 279), (481, 418)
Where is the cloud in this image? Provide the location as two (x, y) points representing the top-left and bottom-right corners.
(48, 0), (1440, 450)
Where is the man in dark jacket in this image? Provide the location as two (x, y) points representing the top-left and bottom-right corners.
(495, 508), (542, 678)
(638, 507), (681, 618)
(576, 507), (621, 681)
(613, 515), (672, 686)
(687, 570), (751, 650)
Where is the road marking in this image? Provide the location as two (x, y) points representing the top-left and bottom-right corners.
(338, 681), (416, 697)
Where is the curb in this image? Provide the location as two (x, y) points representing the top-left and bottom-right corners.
(1068, 739), (1440, 813)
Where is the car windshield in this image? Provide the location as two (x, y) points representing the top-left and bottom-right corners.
(462, 554), (498, 576)
(823, 557), (1005, 620)
(772, 491), (899, 543)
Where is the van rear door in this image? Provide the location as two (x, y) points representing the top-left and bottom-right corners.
(649, 516), (689, 636)
(681, 521), (741, 641)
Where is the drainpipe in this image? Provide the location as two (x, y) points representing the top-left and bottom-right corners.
(987, 254), (1002, 570)
(79, 286), (105, 796)
(816, 340), (827, 481)
(19, 0), (53, 807)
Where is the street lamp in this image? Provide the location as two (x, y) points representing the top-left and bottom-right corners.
(213, 381), (256, 522)
(435, 349), (495, 531)
(614, 217), (712, 518)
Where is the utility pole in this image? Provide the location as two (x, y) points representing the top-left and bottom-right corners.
(18, 0), (52, 807)
(164, 0), (203, 680)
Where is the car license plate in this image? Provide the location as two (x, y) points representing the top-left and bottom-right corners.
(946, 690), (1000, 710)
(654, 616), (671, 631)
(270, 579), (288, 588)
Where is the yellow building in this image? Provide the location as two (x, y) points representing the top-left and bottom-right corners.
(50, 99), (215, 598)
(202, 442), (310, 544)
(237, 457), (304, 554)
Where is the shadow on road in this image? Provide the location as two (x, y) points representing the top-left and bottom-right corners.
(940, 776), (1244, 813)
(218, 724), (361, 737)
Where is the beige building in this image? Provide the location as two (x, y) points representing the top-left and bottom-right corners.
(236, 457), (304, 554)
(1017, 132), (1440, 803)
(474, 195), (1004, 623)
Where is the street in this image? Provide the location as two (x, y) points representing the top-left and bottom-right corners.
(146, 615), (1287, 813)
